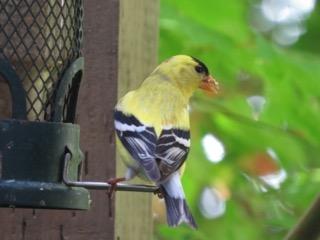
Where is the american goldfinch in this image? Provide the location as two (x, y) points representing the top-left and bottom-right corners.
(114, 55), (218, 228)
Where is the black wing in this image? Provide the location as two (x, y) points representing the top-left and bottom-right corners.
(155, 128), (190, 181)
(114, 110), (161, 182)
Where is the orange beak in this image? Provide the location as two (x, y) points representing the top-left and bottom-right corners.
(199, 75), (219, 94)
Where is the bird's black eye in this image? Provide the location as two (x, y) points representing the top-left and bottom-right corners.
(195, 65), (205, 74)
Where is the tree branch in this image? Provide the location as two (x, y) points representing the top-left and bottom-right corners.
(285, 194), (320, 240)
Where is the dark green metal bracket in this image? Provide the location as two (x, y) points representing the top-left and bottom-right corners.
(52, 57), (83, 122)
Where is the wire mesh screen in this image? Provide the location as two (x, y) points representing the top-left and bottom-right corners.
(0, 0), (83, 121)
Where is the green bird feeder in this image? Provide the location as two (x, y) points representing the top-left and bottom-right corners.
(0, 0), (90, 209)
(0, 0), (159, 211)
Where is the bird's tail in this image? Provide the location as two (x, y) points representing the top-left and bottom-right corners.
(161, 173), (197, 229)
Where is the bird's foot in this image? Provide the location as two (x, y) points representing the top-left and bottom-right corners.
(154, 188), (164, 199)
(107, 177), (126, 198)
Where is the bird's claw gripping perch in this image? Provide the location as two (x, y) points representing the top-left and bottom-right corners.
(106, 177), (126, 198)
(154, 188), (164, 199)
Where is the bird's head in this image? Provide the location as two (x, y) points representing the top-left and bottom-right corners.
(153, 55), (219, 98)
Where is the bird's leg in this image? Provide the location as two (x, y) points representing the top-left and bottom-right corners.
(106, 168), (137, 198)
(107, 177), (126, 198)
(106, 177), (126, 218)
(106, 168), (137, 217)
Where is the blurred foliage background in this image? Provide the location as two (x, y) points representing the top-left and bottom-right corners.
(154, 0), (320, 239)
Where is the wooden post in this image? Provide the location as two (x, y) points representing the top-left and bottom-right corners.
(116, 1), (159, 240)
(0, 0), (159, 239)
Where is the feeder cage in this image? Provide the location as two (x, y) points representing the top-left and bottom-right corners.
(0, 0), (90, 209)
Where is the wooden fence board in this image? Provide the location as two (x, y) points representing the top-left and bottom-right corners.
(115, 1), (159, 240)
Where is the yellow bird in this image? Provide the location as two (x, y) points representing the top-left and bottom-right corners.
(114, 55), (218, 228)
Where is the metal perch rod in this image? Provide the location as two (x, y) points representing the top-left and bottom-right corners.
(62, 153), (159, 193)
